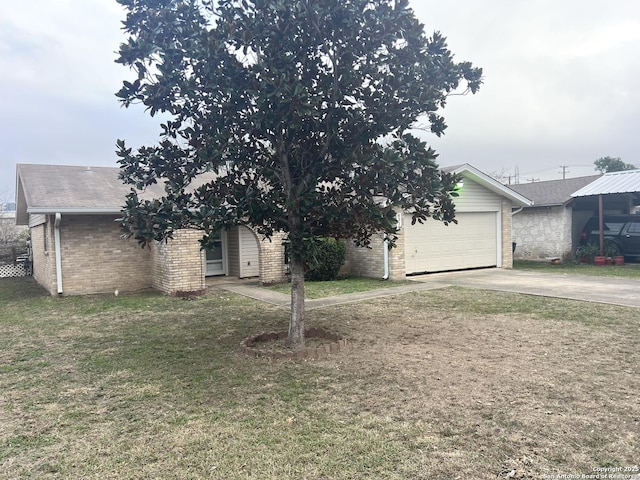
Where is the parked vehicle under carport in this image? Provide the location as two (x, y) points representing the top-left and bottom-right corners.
(580, 214), (640, 260)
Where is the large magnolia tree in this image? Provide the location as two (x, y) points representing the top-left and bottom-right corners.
(115, 0), (482, 347)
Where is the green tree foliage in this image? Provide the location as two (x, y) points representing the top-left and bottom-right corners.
(594, 156), (636, 173)
(115, 0), (482, 347)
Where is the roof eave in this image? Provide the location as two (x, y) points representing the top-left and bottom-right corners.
(26, 207), (122, 215)
(450, 164), (534, 207)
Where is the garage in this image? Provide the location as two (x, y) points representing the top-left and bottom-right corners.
(346, 164), (532, 279)
(404, 211), (498, 274)
(399, 164), (532, 275)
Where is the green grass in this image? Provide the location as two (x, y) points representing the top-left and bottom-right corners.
(514, 259), (640, 278)
(265, 276), (414, 299)
(1, 276), (638, 479)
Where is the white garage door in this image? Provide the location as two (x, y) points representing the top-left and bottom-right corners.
(404, 212), (498, 274)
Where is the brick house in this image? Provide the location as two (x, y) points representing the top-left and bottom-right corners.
(16, 163), (530, 296)
(15, 164), (288, 296)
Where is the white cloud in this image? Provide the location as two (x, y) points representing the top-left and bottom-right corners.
(1, 0), (639, 199)
(410, 0), (640, 179)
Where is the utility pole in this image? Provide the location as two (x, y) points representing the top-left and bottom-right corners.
(559, 165), (569, 179)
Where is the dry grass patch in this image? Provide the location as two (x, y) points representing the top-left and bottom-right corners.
(1, 278), (638, 479)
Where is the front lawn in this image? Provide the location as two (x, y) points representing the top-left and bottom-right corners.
(1, 277), (638, 479)
(266, 276), (413, 299)
(514, 259), (640, 278)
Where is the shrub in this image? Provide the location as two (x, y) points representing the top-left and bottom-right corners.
(574, 242), (599, 263)
(603, 238), (622, 257)
(305, 238), (346, 281)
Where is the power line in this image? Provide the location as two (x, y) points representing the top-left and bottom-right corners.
(559, 165), (569, 179)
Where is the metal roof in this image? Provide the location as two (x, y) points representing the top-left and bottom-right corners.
(571, 169), (640, 197)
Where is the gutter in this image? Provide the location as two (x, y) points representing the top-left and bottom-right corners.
(54, 213), (63, 295)
(28, 207), (121, 215)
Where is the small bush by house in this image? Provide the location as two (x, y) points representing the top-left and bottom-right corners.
(305, 238), (346, 281)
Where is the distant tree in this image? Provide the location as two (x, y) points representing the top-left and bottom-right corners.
(115, 0), (482, 347)
(0, 189), (28, 264)
(487, 167), (512, 184)
(594, 156), (636, 173)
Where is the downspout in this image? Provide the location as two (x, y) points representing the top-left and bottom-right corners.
(512, 206), (524, 216)
(382, 234), (389, 280)
(54, 213), (63, 295)
(383, 212), (403, 280)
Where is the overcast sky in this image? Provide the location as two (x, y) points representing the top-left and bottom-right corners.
(2, 0), (639, 201)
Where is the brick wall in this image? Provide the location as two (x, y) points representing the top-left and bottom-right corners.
(345, 230), (405, 281)
(30, 220), (56, 295)
(58, 215), (153, 295)
(388, 228), (406, 280)
(346, 235), (383, 279)
(152, 228), (206, 295)
(258, 230), (287, 285)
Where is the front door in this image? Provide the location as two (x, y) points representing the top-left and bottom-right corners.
(205, 231), (227, 276)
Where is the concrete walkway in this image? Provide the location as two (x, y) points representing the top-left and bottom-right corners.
(217, 281), (450, 310)
(213, 268), (640, 309)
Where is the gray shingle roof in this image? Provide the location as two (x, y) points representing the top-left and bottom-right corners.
(509, 175), (602, 207)
(15, 163), (221, 224)
(16, 162), (533, 226)
(571, 169), (640, 197)
(15, 164), (171, 224)
(16, 164), (157, 211)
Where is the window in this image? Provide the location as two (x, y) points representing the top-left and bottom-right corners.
(627, 222), (640, 234)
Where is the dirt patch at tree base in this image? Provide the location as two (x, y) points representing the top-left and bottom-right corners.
(240, 327), (347, 359)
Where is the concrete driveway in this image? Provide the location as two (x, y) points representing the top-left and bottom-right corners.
(217, 267), (640, 309)
(411, 268), (640, 308)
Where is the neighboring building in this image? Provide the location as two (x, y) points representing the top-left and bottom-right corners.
(16, 163), (531, 296)
(510, 175), (601, 260)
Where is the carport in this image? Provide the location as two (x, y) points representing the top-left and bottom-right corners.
(571, 169), (640, 254)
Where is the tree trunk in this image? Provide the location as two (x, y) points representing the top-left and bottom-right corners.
(287, 257), (306, 348)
